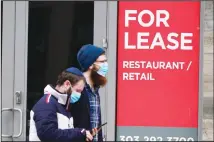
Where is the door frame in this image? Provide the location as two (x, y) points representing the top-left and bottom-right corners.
(6, 1), (110, 141)
(1, 1), (16, 141)
(93, 2), (108, 140)
(105, 1), (118, 141)
(13, 1), (29, 141)
(1, 1), (29, 141)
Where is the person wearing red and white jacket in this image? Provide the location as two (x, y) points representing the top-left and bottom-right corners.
(29, 67), (95, 142)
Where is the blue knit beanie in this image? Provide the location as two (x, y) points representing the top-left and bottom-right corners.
(66, 67), (83, 77)
(77, 44), (105, 71)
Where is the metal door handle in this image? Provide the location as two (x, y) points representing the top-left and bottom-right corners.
(12, 108), (23, 138)
(1, 108), (23, 138)
(1, 108), (13, 138)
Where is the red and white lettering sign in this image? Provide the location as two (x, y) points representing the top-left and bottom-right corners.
(116, 1), (201, 141)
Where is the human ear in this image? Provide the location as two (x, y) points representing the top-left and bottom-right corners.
(89, 65), (93, 70)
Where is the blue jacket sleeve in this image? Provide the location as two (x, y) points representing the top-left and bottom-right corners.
(33, 98), (86, 142)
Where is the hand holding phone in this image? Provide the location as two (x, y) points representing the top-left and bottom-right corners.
(85, 130), (93, 141)
(90, 122), (107, 136)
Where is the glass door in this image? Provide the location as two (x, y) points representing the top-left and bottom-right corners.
(11, 1), (108, 141)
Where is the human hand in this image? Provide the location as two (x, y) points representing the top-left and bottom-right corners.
(91, 128), (98, 136)
(86, 130), (93, 141)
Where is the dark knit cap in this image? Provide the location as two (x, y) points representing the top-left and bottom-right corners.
(77, 44), (105, 71)
(66, 67), (83, 77)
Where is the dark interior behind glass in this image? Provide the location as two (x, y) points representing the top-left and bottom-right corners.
(26, 1), (94, 140)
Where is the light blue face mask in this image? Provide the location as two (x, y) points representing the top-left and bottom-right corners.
(70, 91), (81, 104)
(97, 62), (108, 77)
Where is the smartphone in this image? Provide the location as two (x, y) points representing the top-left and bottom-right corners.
(90, 122), (107, 134)
(97, 122), (107, 129)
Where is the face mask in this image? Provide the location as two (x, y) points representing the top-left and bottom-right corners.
(70, 91), (81, 104)
(96, 62), (108, 77)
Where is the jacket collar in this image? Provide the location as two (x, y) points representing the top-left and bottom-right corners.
(44, 84), (68, 105)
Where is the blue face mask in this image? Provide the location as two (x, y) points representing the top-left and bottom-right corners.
(70, 91), (81, 104)
(97, 62), (108, 77)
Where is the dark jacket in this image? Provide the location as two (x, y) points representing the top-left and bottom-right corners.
(71, 87), (103, 142)
(29, 85), (86, 142)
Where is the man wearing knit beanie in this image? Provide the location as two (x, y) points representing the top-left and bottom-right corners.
(71, 44), (108, 142)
